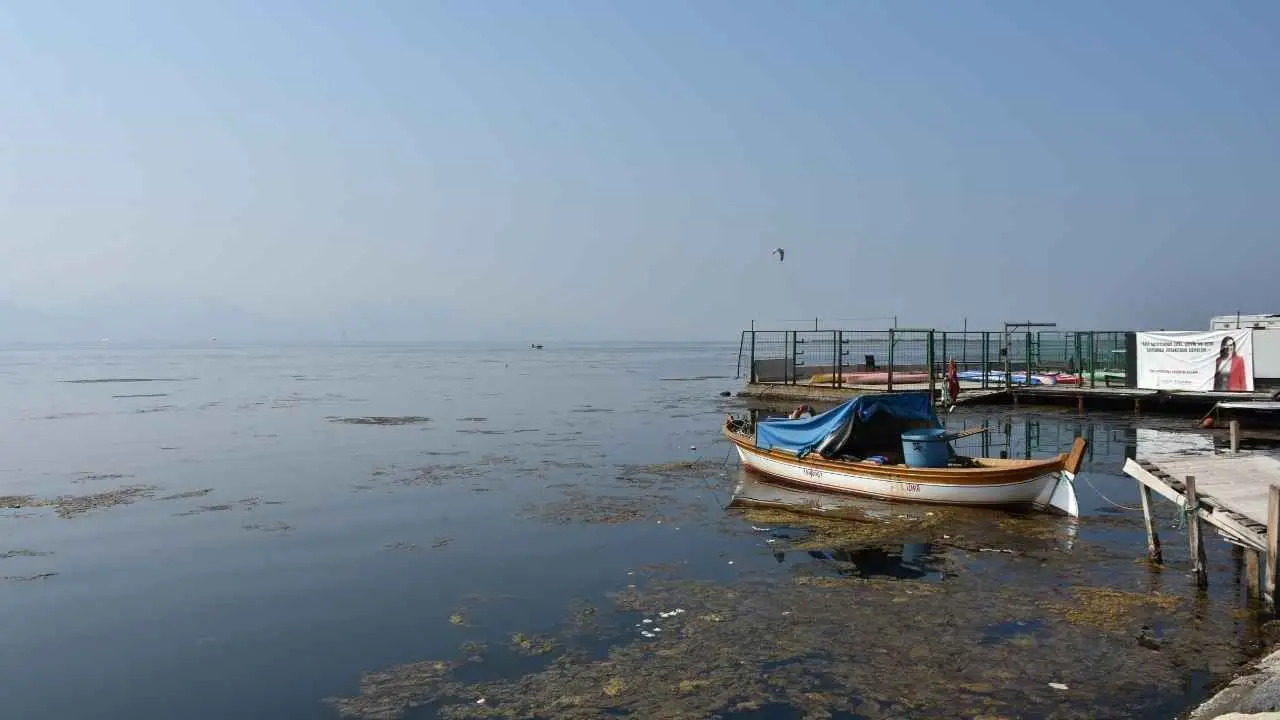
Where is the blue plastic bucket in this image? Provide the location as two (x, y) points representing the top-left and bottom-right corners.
(901, 429), (949, 468)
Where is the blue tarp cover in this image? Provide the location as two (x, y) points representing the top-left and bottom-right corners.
(754, 393), (940, 457)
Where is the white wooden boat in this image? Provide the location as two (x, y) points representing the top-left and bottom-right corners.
(723, 394), (1086, 516)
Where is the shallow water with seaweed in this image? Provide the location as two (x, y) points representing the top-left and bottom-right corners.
(0, 343), (1273, 718)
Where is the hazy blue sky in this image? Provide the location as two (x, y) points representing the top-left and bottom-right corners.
(2, 1), (1277, 341)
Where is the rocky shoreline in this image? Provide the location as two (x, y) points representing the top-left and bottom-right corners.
(1192, 647), (1280, 719)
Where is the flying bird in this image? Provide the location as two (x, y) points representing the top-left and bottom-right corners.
(772, 247), (785, 262)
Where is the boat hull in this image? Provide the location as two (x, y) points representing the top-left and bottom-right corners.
(728, 434), (1080, 515)
(808, 371), (929, 386)
(955, 370), (1083, 386)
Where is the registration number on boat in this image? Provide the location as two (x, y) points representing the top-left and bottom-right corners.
(889, 481), (922, 493)
(801, 467), (823, 478)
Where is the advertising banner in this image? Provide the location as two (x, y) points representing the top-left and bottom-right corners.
(1135, 330), (1254, 391)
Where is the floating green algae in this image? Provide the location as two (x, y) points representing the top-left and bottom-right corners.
(1043, 586), (1181, 633)
(328, 558), (1251, 720)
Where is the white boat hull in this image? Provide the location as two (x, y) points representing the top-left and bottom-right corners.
(734, 445), (1077, 515)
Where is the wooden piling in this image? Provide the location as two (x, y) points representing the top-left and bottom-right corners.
(1247, 550), (1262, 600)
(1186, 475), (1207, 588)
(1233, 544), (1244, 591)
(1139, 484), (1163, 564)
(1268, 484), (1280, 609)
(1125, 455), (1280, 606)
(1230, 420), (1241, 453)
(1076, 394), (1084, 414)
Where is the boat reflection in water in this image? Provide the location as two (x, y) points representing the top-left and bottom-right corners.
(728, 471), (946, 580)
(728, 469), (1078, 574)
(798, 543), (939, 581)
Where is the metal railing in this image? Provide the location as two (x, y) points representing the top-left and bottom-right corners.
(739, 328), (1134, 391)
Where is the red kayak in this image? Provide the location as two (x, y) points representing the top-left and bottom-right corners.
(1045, 373), (1083, 386)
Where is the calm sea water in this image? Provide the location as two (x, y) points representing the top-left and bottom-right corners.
(0, 343), (1271, 719)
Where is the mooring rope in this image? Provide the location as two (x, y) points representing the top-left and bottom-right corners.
(1173, 500), (1201, 530)
(1078, 472), (1141, 512)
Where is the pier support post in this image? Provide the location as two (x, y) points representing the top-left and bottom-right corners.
(1268, 485), (1280, 610)
(1185, 476), (1207, 588)
(1234, 544), (1244, 592)
(1134, 398), (1141, 415)
(1139, 484), (1163, 564)
(1247, 550), (1262, 600)
(1076, 394), (1084, 415)
(1230, 420), (1241, 453)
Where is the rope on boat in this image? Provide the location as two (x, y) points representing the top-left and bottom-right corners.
(698, 459), (731, 508)
(1078, 472), (1140, 512)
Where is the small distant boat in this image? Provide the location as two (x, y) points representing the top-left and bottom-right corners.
(530, 343), (544, 350)
(724, 392), (1086, 516)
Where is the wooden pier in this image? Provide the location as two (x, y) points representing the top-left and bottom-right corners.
(739, 381), (1275, 414)
(1123, 442), (1280, 605)
(1006, 387), (1277, 414)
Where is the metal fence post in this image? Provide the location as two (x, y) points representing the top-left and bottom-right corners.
(1089, 332), (1096, 389)
(982, 332), (990, 389)
(1002, 330), (1009, 389)
(749, 331), (756, 383)
(795, 332), (807, 383)
(887, 329), (895, 392)
(834, 330), (841, 388)
(786, 331), (794, 385)
(1025, 331), (1033, 386)
(927, 329), (936, 401)
(736, 330), (744, 379)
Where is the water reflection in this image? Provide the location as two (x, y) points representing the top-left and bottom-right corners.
(776, 543), (943, 581)
(728, 469), (1080, 555)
